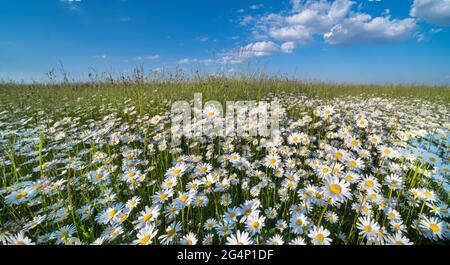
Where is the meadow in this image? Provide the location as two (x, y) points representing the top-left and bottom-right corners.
(0, 73), (449, 245)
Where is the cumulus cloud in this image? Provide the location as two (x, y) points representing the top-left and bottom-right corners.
(324, 15), (417, 45)
(281, 41), (296, 53)
(60, 0), (82, 12)
(136, 55), (160, 61)
(240, 41), (279, 58)
(242, 0), (418, 53)
(93, 55), (108, 59)
(250, 4), (264, 10)
(177, 58), (215, 65)
(410, 0), (450, 26)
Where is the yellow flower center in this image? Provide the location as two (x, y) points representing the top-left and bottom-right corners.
(429, 224), (440, 233)
(143, 213), (153, 222)
(365, 180), (374, 188)
(107, 209), (117, 218)
(251, 221), (260, 229)
(166, 229), (175, 238)
(15, 192), (27, 199)
(330, 184), (342, 195)
(140, 235), (151, 245)
(364, 225), (372, 233)
(316, 234), (324, 242)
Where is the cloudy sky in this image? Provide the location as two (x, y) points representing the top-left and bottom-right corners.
(1, 0), (450, 84)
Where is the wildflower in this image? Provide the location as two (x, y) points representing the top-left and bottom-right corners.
(308, 226), (332, 245)
(226, 231), (253, 245)
(133, 224), (158, 245)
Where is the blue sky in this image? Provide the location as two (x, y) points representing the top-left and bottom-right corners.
(1, 0), (450, 84)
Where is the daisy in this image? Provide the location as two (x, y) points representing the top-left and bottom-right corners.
(419, 216), (444, 240)
(356, 118), (368, 128)
(96, 203), (124, 224)
(88, 169), (110, 184)
(379, 146), (396, 159)
(321, 105), (334, 117)
(307, 226), (332, 245)
(7, 232), (35, 245)
(325, 212), (339, 224)
(288, 132), (302, 145)
(54, 224), (77, 244)
(226, 230), (253, 245)
(386, 232), (413, 245)
(180, 232), (198, 245)
(152, 189), (174, 204)
(359, 175), (381, 193)
(346, 157), (364, 170)
(195, 163), (212, 175)
(216, 221), (233, 237)
(289, 237), (306, 245)
(275, 219), (287, 232)
(134, 205), (161, 229)
(246, 213), (266, 235)
(159, 222), (182, 245)
(267, 234), (284, 245)
(290, 213), (310, 234)
(357, 216), (380, 240)
(133, 224), (157, 245)
(161, 176), (178, 190)
(126, 196), (141, 210)
(165, 163), (187, 178)
(204, 218), (218, 231)
(264, 153), (280, 169)
(384, 174), (403, 190)
(368, 134), (381, 145)
(322, 176), (352, 203)
(101, 225), (124, 242)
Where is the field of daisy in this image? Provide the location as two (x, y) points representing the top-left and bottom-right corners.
(0, 75), (449, 245)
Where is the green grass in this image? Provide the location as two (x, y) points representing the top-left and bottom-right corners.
(1, 76), (449, 116)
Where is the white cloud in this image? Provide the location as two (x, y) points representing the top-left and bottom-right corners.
(269, 25), (313, 43)
(281, 41), (296, 53)
(177, 58), (215, 65)
(178, 58), (190, 64)
(243, 0), (418, 52)
(240, 15), (254, 26)
(410, 0), (450, 26)
(250, 4), (264, 10)
(324, 15), (417, 45)
(199, 36), (209, 42)
(240, 41), (279, 58)
(93, 55), (108, 59)
(136, 55), (160, 61)
(60, 0), (82, 12)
